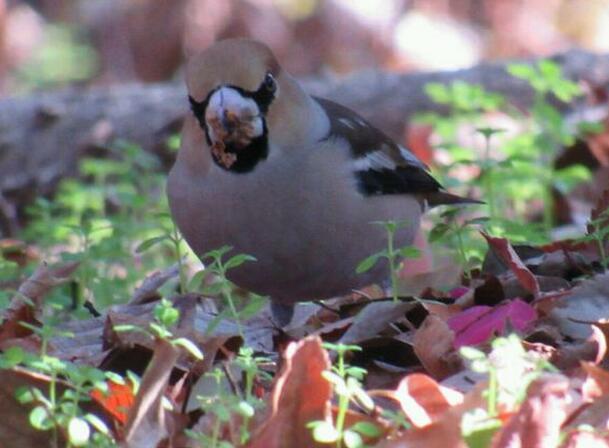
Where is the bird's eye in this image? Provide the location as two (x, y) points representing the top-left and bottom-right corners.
(263, 73), (276, 93)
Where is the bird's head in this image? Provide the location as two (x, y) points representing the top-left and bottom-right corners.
(186, 39), (328, 172)
(186, 39), (284, 172)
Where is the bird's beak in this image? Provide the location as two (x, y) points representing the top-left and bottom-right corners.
(206, 106), (238, 140)
(204, 87), (261, 146)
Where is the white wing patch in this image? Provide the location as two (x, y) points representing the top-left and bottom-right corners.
(398, 144), (427, 170)
(352, 145), (397, 171)
(338, 118), (357, 130)
(352, 144), (428, 173)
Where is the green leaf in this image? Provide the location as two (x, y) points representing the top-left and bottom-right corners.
(538, 59), (561, 80)
(15, 386), (35, 404)
(424, 83), (451, 104)
(202, 245), (233, 263)
(29, 406), (52, 430)
(310, 421), (339, 443)
(351, 384), (375, 411)
(507, 63), (535, 81)
(429, 223), (452, 242)
(187, 269), (208, 291)
(68, 417), (91, 446)
(344, 429), (364, 448)
(173, 338), (204, 360)
(461, 409), (502, 448)
(351, 421), (382, 437)
(553, 80), (581, 102)
(398, 246), (421, 259)
(112, 324), (140, 333)
(345, 365), (367, 380)
(554, 165), (592, 193)
(448, 146), (476, 162)
(579, 121), (605, 135)
(356, 252), (383, 274)
(154, 299), (179, 327)
(84, 413), (110, 435)
(321, 371), (347, 394)
(104, 371), (125, 385)
(1, 346), (24, 367)
(476, 127), (505, 139)
(236, 401), (255, 418)
(135, 235), (169, 253)
(224, 254), (257, 270)
(149, 322), (171, 339)
(238, 294), (268, 319)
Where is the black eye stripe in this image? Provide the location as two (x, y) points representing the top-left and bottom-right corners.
(188, 83), (271, 173)
(188, 75), (276, 142)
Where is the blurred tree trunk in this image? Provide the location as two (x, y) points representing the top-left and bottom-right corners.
(0, 49), (608, 235)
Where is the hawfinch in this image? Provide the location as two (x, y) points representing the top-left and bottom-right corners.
(168, 39), (477, 324)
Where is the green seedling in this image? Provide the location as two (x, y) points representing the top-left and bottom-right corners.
(308, 343), (381, 448)
(113, 298), (203, 360)
(187, 347), (271, 447)
(459, 334), (557, 448)
(136, 213), (189, 294)
(420, 59), (592, 249)
(193, 246), (266, 338)
(356, 221), (421, 302)
(429, 209), (488, 281)
(3, 319), (120, 447)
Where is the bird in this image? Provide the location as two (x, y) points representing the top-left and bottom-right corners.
(167, 38), (478, 325)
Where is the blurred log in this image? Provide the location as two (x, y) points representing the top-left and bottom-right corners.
(0, 49), (608, 235)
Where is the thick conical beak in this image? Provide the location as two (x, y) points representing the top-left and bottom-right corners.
(204, 87), (263, 147)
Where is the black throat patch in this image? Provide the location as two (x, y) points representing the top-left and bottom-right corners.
(188, 83), (275, 174)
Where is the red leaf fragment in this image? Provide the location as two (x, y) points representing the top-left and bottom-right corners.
(91, 379), (135, 425)
(448, 299), (537, 348)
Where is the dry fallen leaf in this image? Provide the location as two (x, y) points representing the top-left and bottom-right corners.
(339, 300), (416, 345)
(481, 233), (541, 298)
(0, 367), (70, 448)
(547, 273), (609, 341)
(247, 336), (332, 448)
(373, 373), (464, 427)
(377, 382), (486, 448)
(121, 338), (180, 447)
(0, 261), (79, 343)
(413, 315), (457, 378)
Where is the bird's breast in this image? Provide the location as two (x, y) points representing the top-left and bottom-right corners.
(167, 140), (422, 302)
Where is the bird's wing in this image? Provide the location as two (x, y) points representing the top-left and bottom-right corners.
(315, 97), (476, 206)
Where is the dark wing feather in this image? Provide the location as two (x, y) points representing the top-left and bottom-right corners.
(315, 97), (479, 207)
